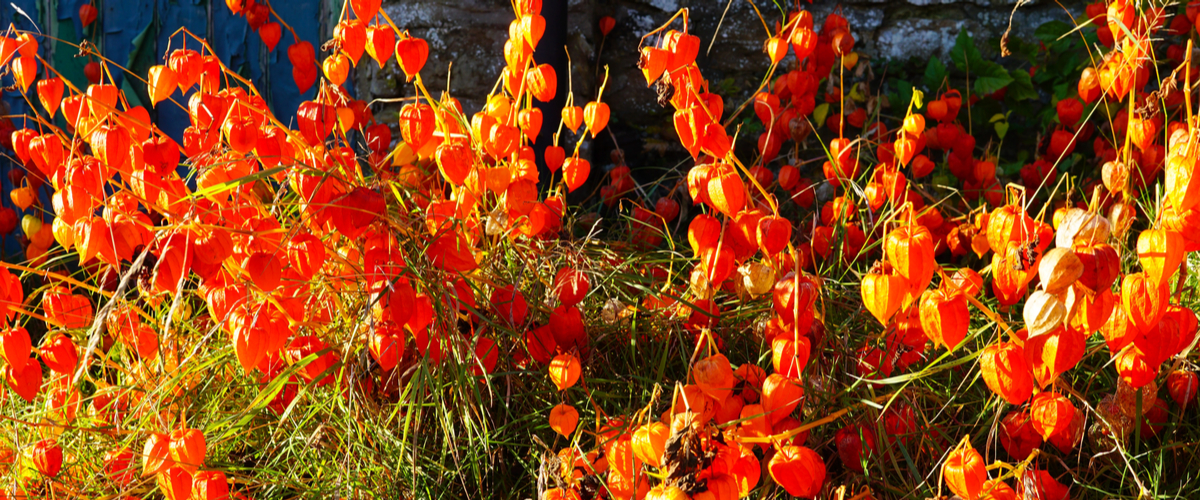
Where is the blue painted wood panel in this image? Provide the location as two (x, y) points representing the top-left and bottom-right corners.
(0, 0), (342, 255)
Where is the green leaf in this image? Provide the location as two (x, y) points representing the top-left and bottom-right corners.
(924, 57), (947, 91)
(1034, 20), (1073, 44)
(994, 121), (1009, 140)
(892, 79), (913, 116)
(950, 30), (982, 70)
(1006, 69), (1038, 102)
(972, 61), (1013, 97)
(813, 103), (831, 129)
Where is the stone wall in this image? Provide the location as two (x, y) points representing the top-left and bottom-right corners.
(364, 0), (1086, 178)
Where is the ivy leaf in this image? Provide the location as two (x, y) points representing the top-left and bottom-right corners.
(1006, 69), (1038, 102)
(924, 57), (947, 91)
(995, 121), (1010, 140)
(950, 30), (982, 70)
(972, 61), (1013, 97)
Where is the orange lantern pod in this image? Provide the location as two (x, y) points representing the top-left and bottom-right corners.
(706, 165), (746, 217)
(519, 13), (546, 51)
(1030, 392), (1076, 440)
(756, 215), (792, 256)
(399, 102), (435, 151)
(761, 373), (803, 425)
(943, 438), (988, 500)
(333, 21), (364, 62)
(694, 353), (735, 402)
(394, 35), (429, 82)
(562, 155), (590, 193)
(527, 63), (557, 102)
(638, 46), (669, 85)
(1137, 228), (1184, 287)
(885, 223), (935, 296)
(3, 356), (42, 402)
(991, 241), (1037, 307)
(919, 288), (969, 350)
(1166, 153), (1200, 212)
(192, 470), (230, 500)
(862, 264), (907, 326)
(549, 352), (581, 391)
(142, 432), (174, 476)
(0, 327), (32, 373)
(767, 445), (825, 499)
(288, 41), (318, 93)
(364, 25), (395, 68)
(999, 411), (1043, 460)
(31, 439), (62, 477)
(104, 447), (137, 486)
(553, 268), (590, 308)
(153, 231), (194, 294)
(40, 333), (79, 375)
(349, 0), (381, 21)
(561, 105), (583, 133)
(632, 421), (669, 467)
(1121, 272), (1169, 335)
(771, 335), (811, 379)
(584, 101), (610, 138)
(42, 286), (95, 329)
(518, 107), (543, 142)
(157, 466), (194, 500)
(549, 403), (578, 437)
(979, 342), (1034, 405)
(1024, 325), (1085, 388)
(168, 428), (207, 473)
(147, 65), (178, 106)
(34, 76), (64, 116)
(322, 53), (351, 85)
(1166, 370), (1198, 409)
(1070, 287), (1115, 334)
(1074, 242), (1120, 292)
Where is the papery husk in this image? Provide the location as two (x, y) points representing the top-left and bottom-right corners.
(1056, 208), (1111, 248)
(1039, 247), (1084, 294)
(1025, 290), (1067, 337)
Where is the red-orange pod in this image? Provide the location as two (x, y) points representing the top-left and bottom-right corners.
(0, 326), (32, 373)
(168, 428), (206, 473)
(517, 108), (543, 142)
(861, 265), (906, 326)
(768, 445), (825, 498)
(1121, 272), (1169, 335)
(147, 65), (177, 106)
(399, 102), (435, 151)
(1029, 392), (1075, 440)
(986, 204), (1032, 254)
(991, 241), (1036, 307)
(885, 224), (935, 295)
(919, 288), (969, 349)
(943, 438), (988, 500)
(757, 215), (792, 256)
(979, 342), (1034, 405)
(1070, 287), (1115, 334)
(563, 156), (590, 193)
(526, 63), (557, 102)
(364, 25), (395, 68)
(584, 101), (610, 138)
(393, 35), (427, 81)
(1024, 326), (1085, 388)
(36, 77), (64, 117)
(761, 373), (803, 425)
(706, 166), (746, 217)
(1137, 228), (1185, 288)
